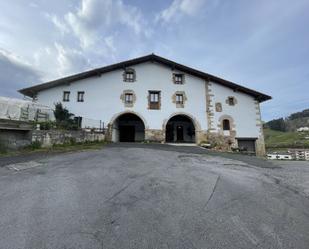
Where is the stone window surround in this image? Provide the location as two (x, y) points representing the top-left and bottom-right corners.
(222, 119), (230, 130)
(123, 68), (136, 82)
(120, 90), (136, 107)
(215, 102), (222, 112)
(217, 115), (236, 134)
(172, 91), (187, 108)
(173, 73), (185, 84)
(226, 96), (237, 106)
(147, 90), (161, 110)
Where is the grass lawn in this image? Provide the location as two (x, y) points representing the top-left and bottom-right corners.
(264, 128), (309, 150)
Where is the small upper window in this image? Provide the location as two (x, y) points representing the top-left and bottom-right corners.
(63, 91), (70, 102)
(149, 91), (160, 110)
(227, 97), (235, 106)
(223, 119), (230, 130)
(124, 93), (133, 104)
(123, 68), (136, 82)
(176, 94), (183, 104)
(77, 91), (84, 102)
(173, 73), (184, 84)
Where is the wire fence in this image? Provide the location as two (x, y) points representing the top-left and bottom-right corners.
(81, 117), (106, 133)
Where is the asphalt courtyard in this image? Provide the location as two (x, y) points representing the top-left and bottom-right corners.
(0, 143), (308, 249)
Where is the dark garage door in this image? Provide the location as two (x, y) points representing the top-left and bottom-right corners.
(237, 139), (256, 154)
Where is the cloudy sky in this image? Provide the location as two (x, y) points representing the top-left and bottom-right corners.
(0, 0), (308, 121)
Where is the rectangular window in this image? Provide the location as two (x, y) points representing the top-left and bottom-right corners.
(176, 94), (183, 104)
(149, 91), (160, 110)
(77, 91), (84, 102)
(174, 74), (184, 84)
(228, 97), (235, 106)
(63, 91), (70, 102)
(125, 93), (133, 104)
(124, 70), (135, 82)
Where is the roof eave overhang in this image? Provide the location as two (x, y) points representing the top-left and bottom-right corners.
(18, 54), (272, 102)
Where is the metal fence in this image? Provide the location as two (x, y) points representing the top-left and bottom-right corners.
(81, 117), (106, 133)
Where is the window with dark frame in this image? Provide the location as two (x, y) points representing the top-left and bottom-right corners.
(223, 119), (230, 131)
(77, 91), (84, 102)
(123, 69), (135, 82)
(63, 91), (70, 102)
(149, 91), (160, 110)
(174, 73), (184, 84)
(176, 94), (184, 104)
(124, 93), (133, 104)
(228, 97), (235, 106)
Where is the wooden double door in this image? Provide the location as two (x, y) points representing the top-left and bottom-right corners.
(166, 124), (184, 142)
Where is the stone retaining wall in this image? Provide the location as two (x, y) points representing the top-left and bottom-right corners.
(32, 130), (105, 148)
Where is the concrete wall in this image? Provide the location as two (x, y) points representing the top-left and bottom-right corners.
(32, 130), (105, 148)
(0, 129), (31, 149)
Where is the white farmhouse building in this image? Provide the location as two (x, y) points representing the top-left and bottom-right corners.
(19, 54), (271, 156)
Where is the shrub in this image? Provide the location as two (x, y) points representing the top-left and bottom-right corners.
(69, 137), (77, 145)
(54, 103), (79, 130)
(28, 141), (42, 150)
(0, 140), (7, 154)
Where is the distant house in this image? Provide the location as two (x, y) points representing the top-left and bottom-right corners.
(19, 54), (271, 156)
(297, 127), (309, 132)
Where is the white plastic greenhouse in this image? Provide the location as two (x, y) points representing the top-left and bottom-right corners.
(0, 97), (55, 122)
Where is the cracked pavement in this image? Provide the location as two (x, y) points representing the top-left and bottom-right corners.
(0, 144), (308, 249)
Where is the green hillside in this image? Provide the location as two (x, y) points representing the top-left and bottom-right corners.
(264, 108), (309, 132)
(264, 128), (309, 150)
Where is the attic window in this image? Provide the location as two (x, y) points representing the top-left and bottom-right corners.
(227, 96), (236, 106)
(173, 73), (184, 84)
(123, 68), (136, 82)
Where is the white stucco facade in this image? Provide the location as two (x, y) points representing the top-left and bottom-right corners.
(22, 55), (269, 156)
(37, 62), (207, 131)
(209, 82), (261, 138)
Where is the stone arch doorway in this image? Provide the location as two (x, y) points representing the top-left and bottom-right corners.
(111, 113), (145, 142)
(165, 114), (196, 143)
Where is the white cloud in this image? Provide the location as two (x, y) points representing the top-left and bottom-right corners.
(38, 0), (152, 79)
(54, 43), (91, 77)
(44, 13), (69, 34)
(156, 0), (206, 23)
(64, 0), (149, 48)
